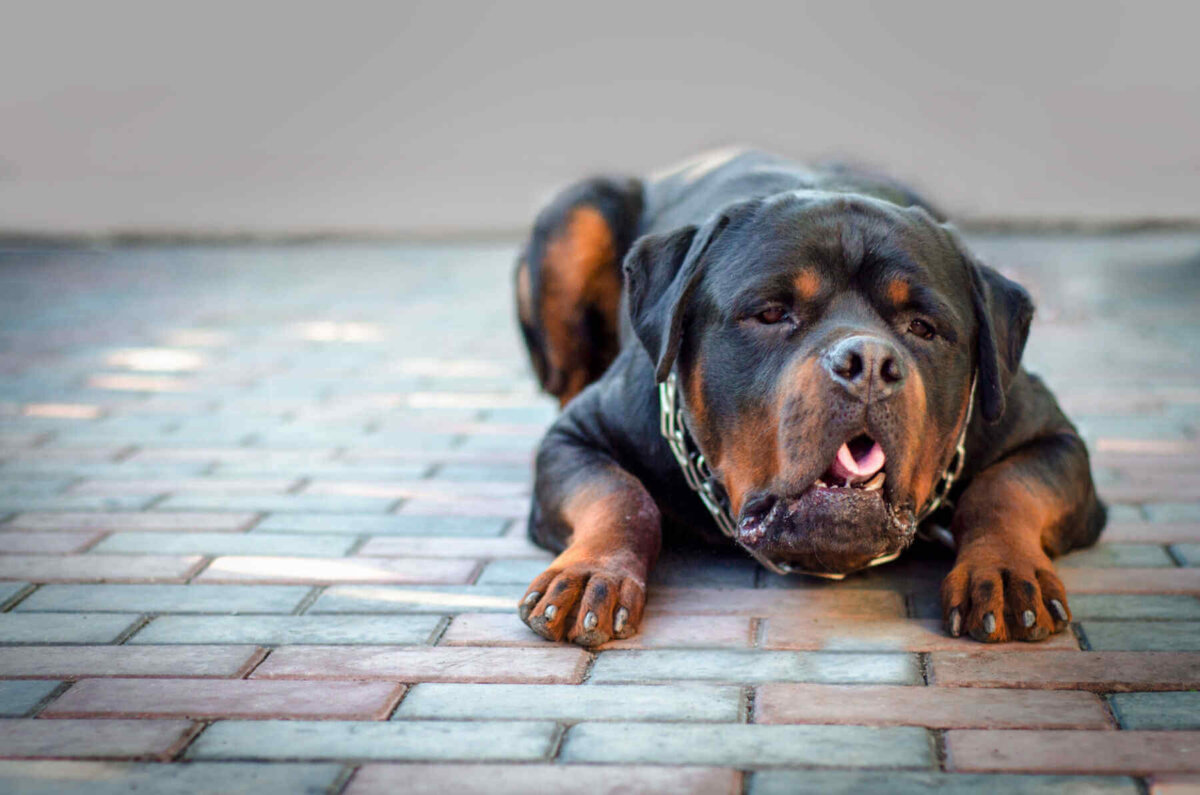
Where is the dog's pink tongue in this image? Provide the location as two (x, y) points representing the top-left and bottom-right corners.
(830, 440), (886, 481)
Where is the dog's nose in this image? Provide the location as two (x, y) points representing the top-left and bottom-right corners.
(822, 335), (906, 402)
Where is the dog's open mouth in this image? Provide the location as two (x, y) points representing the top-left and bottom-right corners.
(813, 433), (886, 492)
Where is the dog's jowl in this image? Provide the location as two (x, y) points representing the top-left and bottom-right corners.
(513, 149), (1105, 647)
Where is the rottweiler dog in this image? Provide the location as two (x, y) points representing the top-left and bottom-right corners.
(513, 149), (1105, 646)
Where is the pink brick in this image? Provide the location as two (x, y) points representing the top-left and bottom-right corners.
(0, 554), (204, 583)
(755, 683), (1110, 729)
(357, 536), (549, 559)
(398, 497), (529, 518)
(645, 588), (906, 619)
(346, 764), (739, 795)
(1101, 523), (1200, 544)
(0, 645), (263, 679)
(252, 645), (588, 684)
(1151, 776), (1200, 795)
(947, 730), (1200, 775)
(306, 480), (528, 499)
(765, 618), (1080, 652)
(1059, 568), (1200, 594)
(193, 556), (477, 585)
(0, 718), (194, 760)
(128, 448), (337, 465)
(70, 478), (299, 495)
(43, 678), (404, 720)
(439, 612), (753, 649)
(4, 512), (258, 532)
(931, 651), (1200, 691)
(0, 531), (103, 553)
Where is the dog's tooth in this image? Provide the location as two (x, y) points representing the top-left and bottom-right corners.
(861, 472), (885, 491)
(814, 479), (827, 488)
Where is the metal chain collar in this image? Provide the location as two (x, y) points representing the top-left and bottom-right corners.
(658, 371), (976, 579)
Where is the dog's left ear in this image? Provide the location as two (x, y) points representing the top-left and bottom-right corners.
(947, 230), (1034, 423)
(624, 211), (731, 383)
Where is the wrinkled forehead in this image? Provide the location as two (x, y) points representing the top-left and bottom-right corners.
(702, 192), (972, 313)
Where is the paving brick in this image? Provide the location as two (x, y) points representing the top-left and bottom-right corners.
(346, 764), (739, 795)
(187, 719), (558, 761)
(14, 584), (309, 614)
(1110, 692), (1200, 729)
(931, 651), (1200, 691)
(749, 771), (1140, 795)
(0, 614), (139, 643)
(1059, 568), (1200, 594)
(765, 618), (1080, 651)
(645, 587), (906, 618)
(947, 729), (1200, 774)
(1145, 503), (1200, 523)
(91, 531), (355, 557)
(71, 478), (299, 495)
(1090, 522), (1200, 544)
(43, 678), (404, 720)
(755, 683), (1110, 729)
(396, 683), (740, 722)
(561, 722), (933, 767)
(0, 760), (344, 794)
(4, 511), (258, 532)
(1151, 776), (1200, 795)
(193, 555), (477, 585)
(0, 646), (262, 679)
(155, 494), (398, 513)
(0, 682), (60, 717)
(253, 513), (509, 536)
(590, 650), (919, 685)
(252, 645), (588, 684)
(0, 554), (203, 583)
(1057, 544), (1175, 567)
(440, 612), (753, 649)
(397, 497), (528, 518)
(129, 614), (442, 645)
(1070, 594), (1200, 620)
(356, 535), (548, 559)
(305, 479), (528, 500)
(0, 532), (102, 553)
(310, 584), (523, 614)
(0, 719), (195, 760)
(1081, 621), (1200, 651)
(0, 495), (157, 512)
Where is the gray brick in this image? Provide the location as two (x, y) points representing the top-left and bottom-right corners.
(750, 771), (1139, 794)
(590, 650), (920, 685)
(562, 722), (933, 767)
(1081, 621), (1200, 651)
(0, 761), (342, 794)
(1056, 544), (1174, 568)
(310, 584), (523, 614)
(434, 464), (532, 482)
(91, 531), (355, 557)
(253, 513), (508, 536)
(0, 495), (156, 512)
(15, 584), (309, 614)
(395, 683), (740, 722)
(187, 719), (557, 761)
(0, 613), (139, 643)
(0, 682), (60, 717)
(130, 614), (442, 645)
(1144, 502), (1200, 522)
(1110, 691), (1200, 729)
(1048, 594), (1200, 621)
(155, 494), (397, 513)
(475, 559), (549, 585)
(1172, 543), (1200, 566)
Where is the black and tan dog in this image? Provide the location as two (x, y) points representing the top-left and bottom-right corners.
(513, 149), (1105, 646)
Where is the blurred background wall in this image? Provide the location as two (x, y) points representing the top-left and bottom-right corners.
(1, 0), (1197, 238)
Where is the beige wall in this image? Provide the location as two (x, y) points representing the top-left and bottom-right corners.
(2, 1), (1197, 236)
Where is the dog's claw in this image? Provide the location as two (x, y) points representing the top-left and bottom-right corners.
(614, 607), (629, 634)
(518, 591), (540, 621)
(1022, 609), (1036, 628)
(1050, 599), (1069, 622)
(982, 612), (996, 636)
(543, 604), (557, 621)
(583, 611), (598, 631)
(949, 608), (962, 637)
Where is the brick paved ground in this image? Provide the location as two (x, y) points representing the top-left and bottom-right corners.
(0, 234), (1198, 794)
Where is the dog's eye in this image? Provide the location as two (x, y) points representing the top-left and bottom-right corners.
(755, 307), (788, 325)
(908, 318), (936, 340)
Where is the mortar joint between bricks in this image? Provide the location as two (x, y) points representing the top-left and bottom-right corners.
(0, 583), (38, 612)
(931, 728), (949, 772)
(386, 497), (406, 513)
(327, 763), (360, 795)
(114, 614), (155, 645)
(1165, 544), (1187, 567)
(579, 650), (599, 683)
(917, 652), (932, 685)
(287, 476), (311, 495)
(751, 617), (766, 648)
(741, 685), (756, 723)
(293, 584), (328, 615)
(427, 615), (454, 645)
(546, 722), (569, 762)
(27, 680), (74, 718)
(345, 535), (371, 556)
(1071, 621), (1091, 650)
(169, 719), (213, 761)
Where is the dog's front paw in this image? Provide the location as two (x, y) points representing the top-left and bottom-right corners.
(517, 550), (648, 647)
(940, 542), (1070, 643)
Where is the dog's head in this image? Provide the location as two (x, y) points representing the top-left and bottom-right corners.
(625, 192), (1033, 575)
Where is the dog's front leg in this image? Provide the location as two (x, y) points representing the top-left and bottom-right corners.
(941, 431), (1101, 642)
(518, 425), (662, 647)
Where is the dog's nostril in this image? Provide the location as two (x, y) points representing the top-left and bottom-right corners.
(835, 351), (864, 381)
(880, 357), (903, 384)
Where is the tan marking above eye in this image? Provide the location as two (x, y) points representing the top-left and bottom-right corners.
(886, 279), (911, 305)
(794, 269), (821, 301)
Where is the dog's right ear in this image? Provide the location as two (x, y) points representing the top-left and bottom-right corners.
(624, 213), (730, 383)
